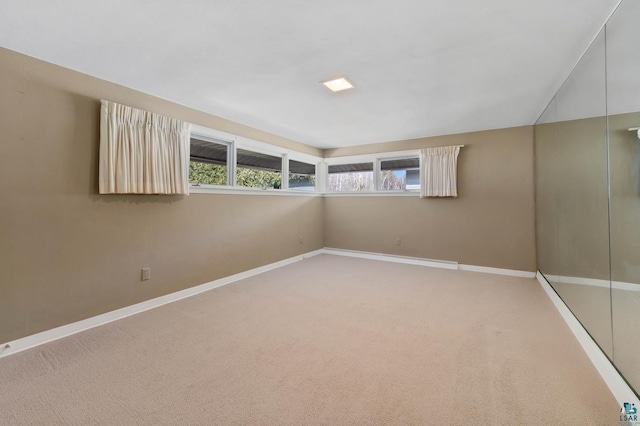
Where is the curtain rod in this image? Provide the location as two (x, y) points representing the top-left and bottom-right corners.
(629, 127), (640, 139)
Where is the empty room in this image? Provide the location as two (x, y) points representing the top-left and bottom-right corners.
(1, 0), (639, 424)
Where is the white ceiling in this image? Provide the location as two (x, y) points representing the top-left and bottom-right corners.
(0, 0), (621, 148)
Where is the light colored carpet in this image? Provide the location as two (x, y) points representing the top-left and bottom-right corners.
(0, 254), (619, 425)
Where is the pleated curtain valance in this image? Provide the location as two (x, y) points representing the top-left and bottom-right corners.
(99, 100), (191, 194)
(420, 145), (461, 198)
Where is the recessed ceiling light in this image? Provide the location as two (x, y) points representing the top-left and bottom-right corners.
(322, 77), (355, 92)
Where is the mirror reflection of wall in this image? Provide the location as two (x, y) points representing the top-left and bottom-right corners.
(535, 29), (611, 358)
(606, 0), (640, 394)
(535, 0), (640, 396)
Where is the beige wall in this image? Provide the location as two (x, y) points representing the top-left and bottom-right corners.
(535, 117), (610, 280)
(0, 48), (324, 343)
(324, 127), (537, 272)
(535, 112), (640, 284)
(609, 112), (640, 284)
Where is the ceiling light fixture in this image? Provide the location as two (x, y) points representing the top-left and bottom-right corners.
(322, 77), (355, 92)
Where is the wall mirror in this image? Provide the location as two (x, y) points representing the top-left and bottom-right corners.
(607, 0), (640, 393)
(535, 0), (640, 395)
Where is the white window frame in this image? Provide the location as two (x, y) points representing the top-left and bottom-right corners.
(325, 158), (376, 193)
(189, 130), (234, 187)
(377, 155), (421, 192)
(189, 124), (418, 197)
(287, 157), (319, 192)
(324, 150), (421, 195)
(189, 124), (322, 196)
(234, 144), (284, 190)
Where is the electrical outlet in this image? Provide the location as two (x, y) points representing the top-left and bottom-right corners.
(395, 237), (401, 246)
(141, 267), (151, 281)
(299, 235), (304, 244)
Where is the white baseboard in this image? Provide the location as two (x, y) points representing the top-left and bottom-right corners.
(537, 271), (639, 407)
(545, 274), (640, 292)
(321, 248), (536, 278)
(320, 248), (459, 270)
(0, 249), (324, 359)
(459, 264), (536, 278)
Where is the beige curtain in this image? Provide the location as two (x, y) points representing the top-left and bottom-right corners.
(99, 100), (191, 194)
(420, 145), (461, 198)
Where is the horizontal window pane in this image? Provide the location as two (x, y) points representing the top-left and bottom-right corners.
(380, 157), (420, 190)
(190, 137), (228, 165)
(328, 162), (374, 173)
(236, 148), (282, 189)
(328, 162), (374, 192)
(380, 158), (419, 171)
(190, 138), (228, 185)
(236, 148), (282, 171)
(289, 159), (316, 191)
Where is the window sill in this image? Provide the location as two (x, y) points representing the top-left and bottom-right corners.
(190, 185), (420, 198)
(323, 191), (420, 197)
(190, 185), (321, 197)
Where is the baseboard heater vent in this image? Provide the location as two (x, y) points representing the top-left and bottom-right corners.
(321, 248), (459, 270)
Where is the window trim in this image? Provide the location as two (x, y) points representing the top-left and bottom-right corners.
(324, 150), (421, 194)
(326, 161), (376, 193)
(377, 156), (421, 192)
(235, 146), (284, 190)
(189, 131), (234, 186)
(189, 124), (322, 195)
(189, 125), (420, 197)
(287, 157), (317, 192)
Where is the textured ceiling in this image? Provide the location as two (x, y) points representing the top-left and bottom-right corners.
(0, 0), (621, 148)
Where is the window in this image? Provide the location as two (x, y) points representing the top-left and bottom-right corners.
(289, 159), (316, 191)
(379, 157), (420, 191)
(236, 148), (283, 189)
(189, 124), (322, 194)
(189, 137), (229, 186)
(324, 151), (421, 194)
(328, 162), (374, 192)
